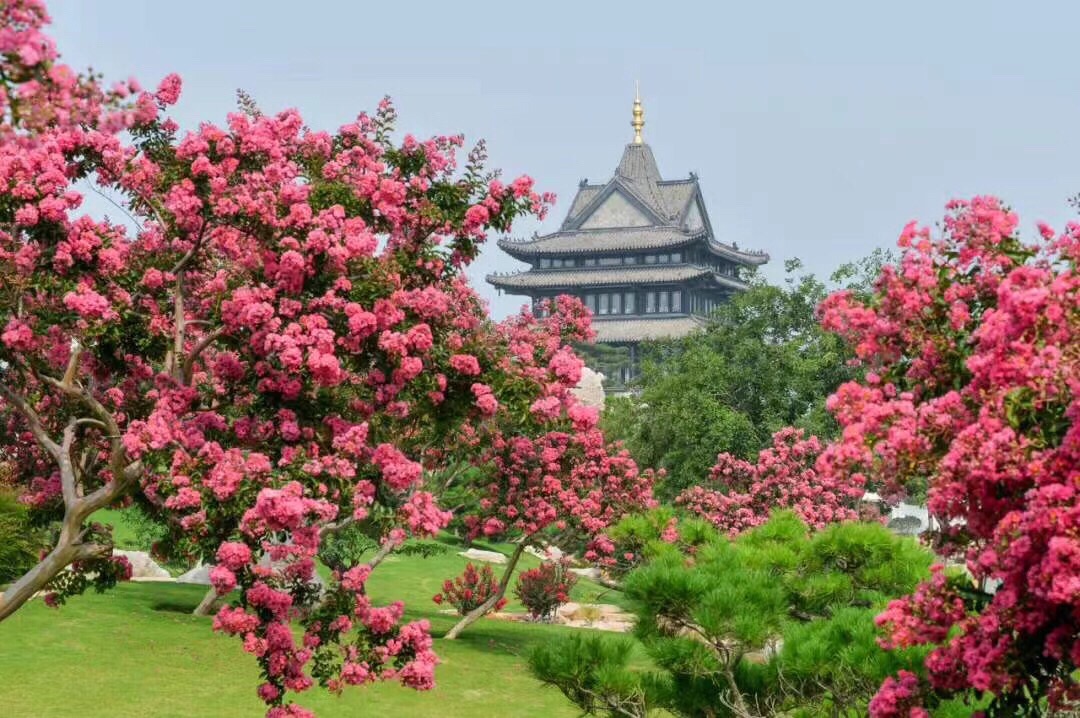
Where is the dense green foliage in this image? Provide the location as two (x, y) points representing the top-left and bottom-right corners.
(318, 523), (381, 572)
(603, 255), (889, 500)
(530, 513), (940, 717)
(0, 489), (40, 584)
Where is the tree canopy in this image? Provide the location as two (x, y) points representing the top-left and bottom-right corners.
(605, 255), (888, 500)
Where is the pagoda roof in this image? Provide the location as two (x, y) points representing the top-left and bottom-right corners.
(497, 227), (768, 265)
(591, 316), (704, 343)
(497, 140), (767, 266)
(488, 101), (770, 305)
(559, 144), (691, 231)
(502, 227), (698, 255)
(487, 264), (749, 291)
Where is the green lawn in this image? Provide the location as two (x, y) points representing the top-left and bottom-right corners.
(91, 507), (143, 549)
(0, 525), (632, 717)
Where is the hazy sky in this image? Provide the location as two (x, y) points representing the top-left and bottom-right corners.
(47, 1), (1080, 318)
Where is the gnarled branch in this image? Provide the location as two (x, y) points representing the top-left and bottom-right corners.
(0, 381), (61, 460)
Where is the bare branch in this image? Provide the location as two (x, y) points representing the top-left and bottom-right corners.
(122, 460), (143, 483)
(172, 277), (185, 380)
(61, 342), (82, 388)
(367, 540), (397, 571)
(36, 373), (118, 437)
(58, 418), (78, 509)
(318, 516), (355, 539)
(0, 381), (61, 459)
(169, 223), (207, 276)
(132, 189), (171, 237)
(181, 326), (226, 384)
(85, 182), (143, 232)
(36, 370), (131, 491)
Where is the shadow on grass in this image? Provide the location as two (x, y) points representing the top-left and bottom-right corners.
(151, 599), (200, 614)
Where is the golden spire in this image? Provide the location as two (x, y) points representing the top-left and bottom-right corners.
(631, 81), (644, 144)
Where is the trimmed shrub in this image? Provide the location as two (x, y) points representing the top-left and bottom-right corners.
(515, 560), (577, 620)
(433, 563), (506, 615)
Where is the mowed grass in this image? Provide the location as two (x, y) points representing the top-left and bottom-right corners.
(0, 526), (634, 717)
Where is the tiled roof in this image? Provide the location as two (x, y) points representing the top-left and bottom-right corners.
(657, 181), (696, 220)
(487, 265), (749, 290)
(499, 227), (701, 255)
(563, 185), (603, 225)
(497, 229), (770, 266)
(591, 316), (704, 343)
(615, 144), (671, 218)
(706, 240), (770, 265)
(496, 135), (770, 293)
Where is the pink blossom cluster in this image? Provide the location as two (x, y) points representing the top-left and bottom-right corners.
(816, 197), (1080, 712)
(866, 671), (929, 718)
(461, 393), (657, 561)
(676, 428), (864, 537)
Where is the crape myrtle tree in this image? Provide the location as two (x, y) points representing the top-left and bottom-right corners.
(442, 326), (659, 638)
(676, 427), (867, 538)
(529, 512), (942, 718)
(817, 197), (1080, 715)
(0, 2), (625, 715)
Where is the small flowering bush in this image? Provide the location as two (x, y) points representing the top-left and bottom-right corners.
(514, 560), (577, 621)
(818, 197), (1080, 715)
(432, 563), (506, 616)
(676, 427), (865, 537)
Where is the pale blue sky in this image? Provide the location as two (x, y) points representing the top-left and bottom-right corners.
(48, 0), (1080, 318)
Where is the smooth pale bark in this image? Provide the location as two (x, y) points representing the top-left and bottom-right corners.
(444, 540), (528, 640)
(192, 585), (219, 617)
(0, 491), (115, 621)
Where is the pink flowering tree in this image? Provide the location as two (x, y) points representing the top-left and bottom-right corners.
(0, 4), (611, 716)
(676, 427), (865, 537)
(434, 310), (657, 638)
(818, 197), (1080, 715)
(443, 419), (657, 639)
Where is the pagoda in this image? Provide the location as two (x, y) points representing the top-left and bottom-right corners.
(487, 91), (768, 386)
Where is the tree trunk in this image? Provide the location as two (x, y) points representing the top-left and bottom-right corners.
(722, 664), (758, 718)
(0, 458), (138, 623)
(192, 585), (219, 616)
(367, 540), (397, 571)
(0, 544), (76, 621)
(444, 540), (528, 640)
(0, 522), (107, 621)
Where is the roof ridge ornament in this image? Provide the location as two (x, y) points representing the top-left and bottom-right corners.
(631, 81), (644, 145)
